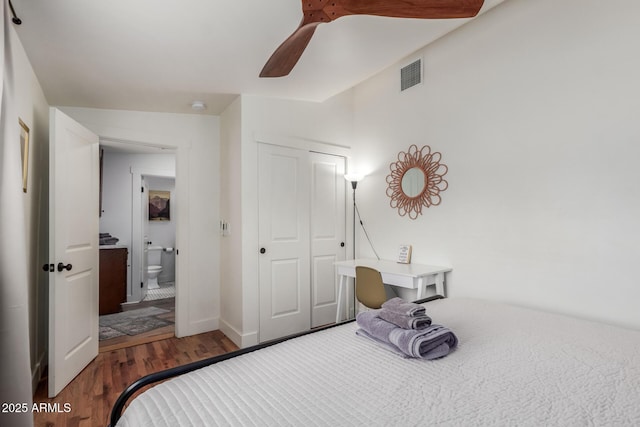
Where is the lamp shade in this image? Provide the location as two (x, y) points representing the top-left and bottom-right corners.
(344, 173), (364, 183)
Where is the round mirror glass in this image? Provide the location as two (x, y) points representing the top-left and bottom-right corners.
(401, 167), (426, 198)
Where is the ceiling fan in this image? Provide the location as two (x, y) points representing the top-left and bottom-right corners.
(260, 0), (485, 78)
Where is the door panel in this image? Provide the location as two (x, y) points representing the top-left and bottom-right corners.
(49, 108), (99, 397)
(270, 259), (302, 316)
(310, 153), (346, 327)
(270, 155), (302, 240)
(258, 144), (310, 342)
(313, 255), (338, 305)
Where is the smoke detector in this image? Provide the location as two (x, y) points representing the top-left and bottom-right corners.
(191, 101), (207, 111)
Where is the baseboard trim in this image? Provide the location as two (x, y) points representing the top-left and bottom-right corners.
(31, 351), (46, 395)
(219, 318), (258, 348)
(176, 316), (219, 338)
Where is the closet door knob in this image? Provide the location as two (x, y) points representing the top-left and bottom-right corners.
(260, 248), (266, 254)
(340, 242), (345, 247)
(57, 262), (73, 272)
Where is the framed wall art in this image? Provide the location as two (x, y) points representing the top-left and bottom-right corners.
(149, 190), (170, 221)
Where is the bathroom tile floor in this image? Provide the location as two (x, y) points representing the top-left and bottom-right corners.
(144, 281), (176, 301)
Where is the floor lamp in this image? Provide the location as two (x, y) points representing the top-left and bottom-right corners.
(344, 173), (363, 318)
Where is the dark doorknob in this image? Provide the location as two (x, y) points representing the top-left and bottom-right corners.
(260, 248), (266, 254)
(42, 263), (54, 272)
(340, 242), (345, 247)
(57, 262), (73, 272)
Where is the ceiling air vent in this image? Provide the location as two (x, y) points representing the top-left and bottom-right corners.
(400, 59), (422, 91)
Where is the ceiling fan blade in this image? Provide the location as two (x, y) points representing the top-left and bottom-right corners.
(260, 23), (319, 78)
(334, 0), (485, 19)
(260, 0), (485, 77)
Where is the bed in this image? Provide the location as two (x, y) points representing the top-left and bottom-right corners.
(110, 296), (640, 426)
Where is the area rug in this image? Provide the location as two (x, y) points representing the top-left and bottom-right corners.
(99, 306), (172, 341)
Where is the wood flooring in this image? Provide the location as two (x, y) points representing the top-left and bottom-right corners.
(33, 329), (238, 427)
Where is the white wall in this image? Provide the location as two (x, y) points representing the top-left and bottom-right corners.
(219, 97), (243, 344)
(1, 6), (48, 425)
(61, 107), (221, 337)
(351, 0), (640, 328)
(100, 152), (175, 242)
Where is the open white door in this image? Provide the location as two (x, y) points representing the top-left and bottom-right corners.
(48, 108), (99, 397)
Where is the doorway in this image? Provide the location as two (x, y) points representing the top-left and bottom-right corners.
(97, 141), (177, 351)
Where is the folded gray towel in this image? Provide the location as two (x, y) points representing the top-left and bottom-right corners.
(356, 310), (457, 360)
(356, 310), (397, 341)
(356, 329), (452, 360)
(100, 237), (119, 245)
(388, 324), (457, 359)
(378, 309), (431, 330)
(381, 297), (426, 317)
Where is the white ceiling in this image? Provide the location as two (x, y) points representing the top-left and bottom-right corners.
(14, 0), (505, 115)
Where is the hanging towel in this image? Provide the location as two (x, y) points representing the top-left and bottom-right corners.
(356, 310), (457, 360)
(381, 297), (426, 317)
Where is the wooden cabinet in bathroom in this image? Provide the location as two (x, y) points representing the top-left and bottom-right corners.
(99, 247), (128, 315)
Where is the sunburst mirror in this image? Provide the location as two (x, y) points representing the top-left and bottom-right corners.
(386, 144), (449, 219)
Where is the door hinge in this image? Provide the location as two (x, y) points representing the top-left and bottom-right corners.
(140, 282), (144, 288)
(141, 186), (144, 193)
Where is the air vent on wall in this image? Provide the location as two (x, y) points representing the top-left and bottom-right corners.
(400, 59), (422, 91)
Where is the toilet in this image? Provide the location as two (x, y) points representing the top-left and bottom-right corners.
(147, 245), (163, 290)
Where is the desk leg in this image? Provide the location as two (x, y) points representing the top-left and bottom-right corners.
(435, 272), (445, 297)
(416, 277), (425, 300)
(336, 274), (347, 323)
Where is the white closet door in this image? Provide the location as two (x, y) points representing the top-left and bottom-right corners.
(310, 152), (346, 328)
(258, 144), (311, 342)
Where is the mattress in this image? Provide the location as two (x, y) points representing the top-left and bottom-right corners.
(116, 298), (640, 426)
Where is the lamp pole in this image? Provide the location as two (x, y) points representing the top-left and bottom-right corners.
(351, 180), (357, 262)
(345, 173), (363, 318)
(350, 180), (357, 318)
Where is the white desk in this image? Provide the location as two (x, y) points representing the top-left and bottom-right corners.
(334, 259), (452, 322)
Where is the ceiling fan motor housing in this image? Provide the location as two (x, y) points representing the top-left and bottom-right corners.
(302, 1), (347, 24)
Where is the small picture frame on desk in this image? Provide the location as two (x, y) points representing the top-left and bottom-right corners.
(397, 244), (412, 264)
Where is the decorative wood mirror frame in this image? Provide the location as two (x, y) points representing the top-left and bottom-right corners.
(386, 144), (448, 219)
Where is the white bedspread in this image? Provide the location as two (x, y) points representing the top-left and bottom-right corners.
(117, 298), (640, 426)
